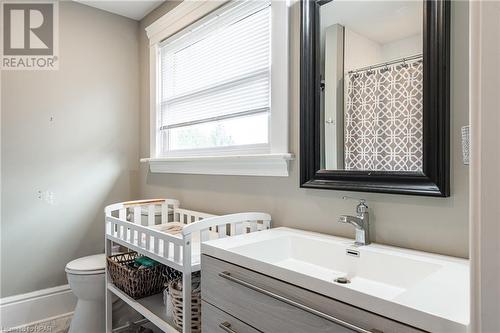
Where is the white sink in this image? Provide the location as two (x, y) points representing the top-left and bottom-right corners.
(202, 227), (469, 333)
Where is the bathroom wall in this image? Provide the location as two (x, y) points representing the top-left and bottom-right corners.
(381, 34), (422, 62)
(343, 29), (383, 71)
(1, 2), (140, 297)
(343, 30), (423, 71)
(138, 1), (469, 258)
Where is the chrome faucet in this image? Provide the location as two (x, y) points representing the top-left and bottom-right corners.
(338, 196), (370, 246)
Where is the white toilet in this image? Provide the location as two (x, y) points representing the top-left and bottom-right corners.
(65, 254), (106, 333)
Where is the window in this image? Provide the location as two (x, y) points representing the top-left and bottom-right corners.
(144, 0), (292, 176)
(160, 1), (271, 156)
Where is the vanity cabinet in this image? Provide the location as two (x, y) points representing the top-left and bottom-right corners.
(201, 255), (427, 333)
(202, 300), (261, 333)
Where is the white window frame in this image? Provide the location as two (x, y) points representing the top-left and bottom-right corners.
(142, 0), (293, 177)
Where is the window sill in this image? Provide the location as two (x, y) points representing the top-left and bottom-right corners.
(140, 153), (295, 177)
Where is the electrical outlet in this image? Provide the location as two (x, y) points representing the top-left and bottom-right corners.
(37, 190), (56, 205)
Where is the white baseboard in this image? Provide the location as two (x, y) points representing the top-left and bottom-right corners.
(0, 285), (77, 330)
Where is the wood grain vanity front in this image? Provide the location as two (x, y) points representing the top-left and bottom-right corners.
(202, 301), (261, 333)
(201, 255), (427, 333)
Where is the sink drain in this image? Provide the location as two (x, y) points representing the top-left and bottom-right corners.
(334, 277), (350, 284)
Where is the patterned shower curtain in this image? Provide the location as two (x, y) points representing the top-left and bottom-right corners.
(344, 58), (423, 171)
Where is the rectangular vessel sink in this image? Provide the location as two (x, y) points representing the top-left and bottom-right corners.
(202, 227), (469, 333)
(229, 234), (442, 299)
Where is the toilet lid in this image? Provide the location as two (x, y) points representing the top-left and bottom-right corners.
(65, 254), (106, 275)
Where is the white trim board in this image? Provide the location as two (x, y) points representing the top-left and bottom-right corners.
(0, 285), (76, 329)
(141, 153), (294, 177)
(469, 1), (500, 332)
(145, 1), (228, 46)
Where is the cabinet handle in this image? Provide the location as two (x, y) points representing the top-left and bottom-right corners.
(219, 321), (238, 333)
(218, 271), (382, 333)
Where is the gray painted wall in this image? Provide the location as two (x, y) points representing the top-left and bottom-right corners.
(1, 2), (140, 297)
(138, 1), (470, 259)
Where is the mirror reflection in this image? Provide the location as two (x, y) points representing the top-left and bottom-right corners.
(319, 1), (423, 172)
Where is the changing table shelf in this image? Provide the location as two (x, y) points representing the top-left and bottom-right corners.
(107, 283), (180, 333)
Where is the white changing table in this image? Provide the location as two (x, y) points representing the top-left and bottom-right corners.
(104, 199), (271, 333)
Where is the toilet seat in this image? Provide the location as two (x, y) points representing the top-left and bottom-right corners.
(65, 254), (106, 275)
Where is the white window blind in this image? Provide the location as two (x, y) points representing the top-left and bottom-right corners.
(159, 0), (271, 154)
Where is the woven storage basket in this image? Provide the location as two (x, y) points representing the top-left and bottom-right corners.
(168, 274), (201, 333)
(107, 252), (181, 299)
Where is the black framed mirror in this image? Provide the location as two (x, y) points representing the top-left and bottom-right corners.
(300, 0), (450, 196)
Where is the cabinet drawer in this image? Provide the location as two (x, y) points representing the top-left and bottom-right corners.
(201, 255), (426, 333)
(202, 301), (261, 333)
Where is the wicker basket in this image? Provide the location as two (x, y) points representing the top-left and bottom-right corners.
(107, 252), (181, 299)
(167, 274), (201, 333)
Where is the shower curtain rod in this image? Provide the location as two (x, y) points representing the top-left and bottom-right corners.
(348, 54), (423, 74)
